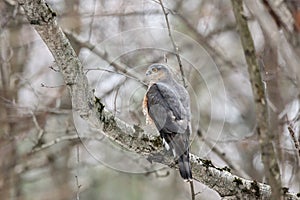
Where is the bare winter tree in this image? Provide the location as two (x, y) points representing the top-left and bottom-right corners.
(0, 0), (299, 199)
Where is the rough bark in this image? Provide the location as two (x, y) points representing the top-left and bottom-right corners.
(231, 0), (283, 199)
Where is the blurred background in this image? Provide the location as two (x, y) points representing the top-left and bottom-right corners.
(0, 0), (299, 199)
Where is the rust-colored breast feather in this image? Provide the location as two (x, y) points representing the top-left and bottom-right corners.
(142, 88), (153, 125)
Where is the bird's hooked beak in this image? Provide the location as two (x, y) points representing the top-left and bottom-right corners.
(146, 69), (152, 76)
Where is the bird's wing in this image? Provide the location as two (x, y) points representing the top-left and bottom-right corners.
(146, 83), (187, 133)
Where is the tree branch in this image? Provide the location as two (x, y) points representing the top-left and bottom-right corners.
(18, 0), (299, 199)
(63, 30), (142, 82)
(158, 0), (187, 88)
(230, 0), (282, 199)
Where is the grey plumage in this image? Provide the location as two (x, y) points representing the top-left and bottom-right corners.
(143, 63), (192, 181)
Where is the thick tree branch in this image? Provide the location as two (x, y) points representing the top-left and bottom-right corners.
(18, 0), (299, 199)
(230, 0), (282, 199)
(18, 0), (92, 119)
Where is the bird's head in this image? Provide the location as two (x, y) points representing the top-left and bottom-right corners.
(146, 63), (172, 82)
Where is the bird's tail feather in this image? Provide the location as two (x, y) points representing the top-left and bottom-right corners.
(178, 150), (192, 181)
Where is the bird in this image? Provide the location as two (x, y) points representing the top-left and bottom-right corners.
(143, 63), (192, 181)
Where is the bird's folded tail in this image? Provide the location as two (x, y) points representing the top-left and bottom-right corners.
(178, 150), (192, 181)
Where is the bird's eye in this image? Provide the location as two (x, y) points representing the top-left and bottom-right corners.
(152, 68), (158, 72)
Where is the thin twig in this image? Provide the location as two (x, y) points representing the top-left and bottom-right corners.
(88, 0), (96, 41)
(176, 14), (237, 70)
(75, 145), (81, 200)
(63, 30), (142, 83)
(198, 130), (251, 179)
(61, 10), (161, 19)
(150, 0), (174, 13)
(30, 135), (104, 153)
(189, 180), (195, 200)
(85, 67), (147, 86)
(158, 0), (187, 88)
(287, 125), (300, 158)
(75, 175), (81, 200)
(113, 85), (121, 116)
(172, 2), (239, 69)
(31, 111), (45, 148)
